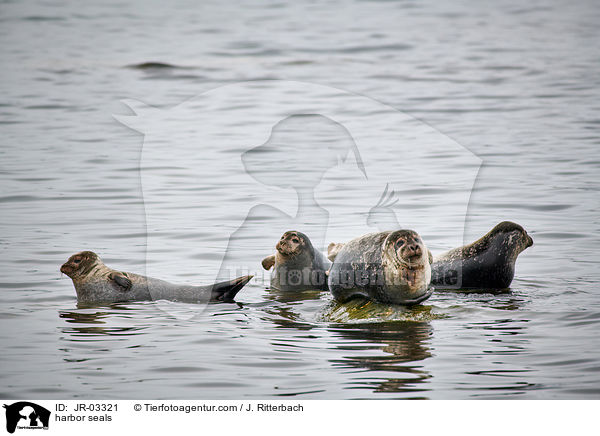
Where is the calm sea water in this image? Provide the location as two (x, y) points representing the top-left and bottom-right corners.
(1, 0), (600, 399)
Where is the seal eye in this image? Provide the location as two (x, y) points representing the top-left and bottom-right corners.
(73, 258), (81, 264)
(292, 238), (299, 243)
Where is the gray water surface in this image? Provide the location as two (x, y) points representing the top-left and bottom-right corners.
(1, 0), (600, 399)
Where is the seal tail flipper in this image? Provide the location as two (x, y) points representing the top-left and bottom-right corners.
(210, 275), (253, 302)
(327, 242), (345, 262)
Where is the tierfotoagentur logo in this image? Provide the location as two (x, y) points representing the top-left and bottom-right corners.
(115, 80), (480, 318)
(3, 402), (50, 434)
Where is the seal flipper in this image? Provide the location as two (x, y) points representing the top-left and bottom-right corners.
(109, 272), (132, 291)
(261, 255), (275, 270)
(210, 275), (253, 302)
(327, 242), (345, 262)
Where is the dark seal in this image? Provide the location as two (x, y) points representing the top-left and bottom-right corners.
(261, 231), (330, 291)
(431, 221), (533, 289)
(61, 251), (252, 304)
(327, 230), (433, 305)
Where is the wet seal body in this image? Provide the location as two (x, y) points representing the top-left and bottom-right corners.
(327, 230), (433, 305)
(262, 231), (330, 291)
(431, 221), (533, 289)
(61, 251), (252, 304)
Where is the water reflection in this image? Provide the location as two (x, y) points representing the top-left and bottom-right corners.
(59, 306), (147, 337)
(485, 297), (528, 311)
(329, 321), (433, 397)
(262, 287), (326, 304)
(257, 287), (327, 330)
(433, 290), (528, 312)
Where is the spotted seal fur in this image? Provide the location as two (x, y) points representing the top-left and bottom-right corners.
(327, 230), (433, 305)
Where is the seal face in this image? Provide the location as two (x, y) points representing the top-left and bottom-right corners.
(431, 221), (533, 289)
(327, 230), (433, 305)
(261, 231), (330, 291)
(61, 251), (252, 304)
(60, 251), (100, 279)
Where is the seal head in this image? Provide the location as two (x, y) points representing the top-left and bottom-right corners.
(380, 230), (433, 304)
(276, 231), (307, 258)
(60, 251), (100, 279)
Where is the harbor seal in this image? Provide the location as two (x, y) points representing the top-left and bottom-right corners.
(327, 230), (433, 305)
(61, 251), (253, 304)
(431, 221), (533, 289)
(261, 231), (330, 291)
